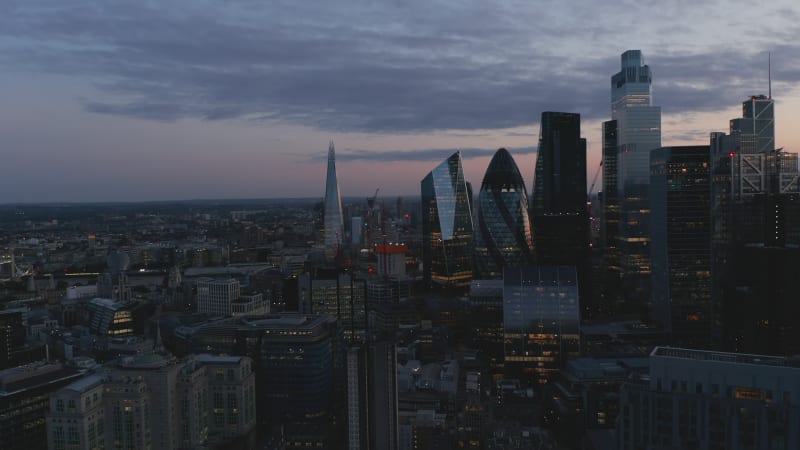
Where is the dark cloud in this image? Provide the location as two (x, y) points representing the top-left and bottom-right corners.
(312, 146), (535, 163)
(2, 1), (800, 133)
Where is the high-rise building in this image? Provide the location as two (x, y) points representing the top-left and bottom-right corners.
(299, 272), (367, 343)
(503, 266), (580, 383)
(610, 50), (662, 308)
(473, 148), (533, 279)
(346, 341), (399, 450)
(531, 113), (590, 304)
(618, 347), (800, 450)
(421, 152), (474, 288)
(710, 94), (800, 354)
(649, 146), (712, 348)
(532, 113), (590, 314)
(324, 141), (345, 260)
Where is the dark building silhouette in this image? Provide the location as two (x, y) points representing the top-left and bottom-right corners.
(649, 146), (712, 348)
(710, 95), (800, 354)
(0, 362), (84, 450)
(178, 314), (344, 434)
(421, 152), (474, 288)
(531, 112), (590, 303)
(473, 148), (533, 279)
(346, 341), (398, 450)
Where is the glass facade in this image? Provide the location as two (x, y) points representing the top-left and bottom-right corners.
(610, 50), (661, 308)
(324, 141), (344, 260)
(473, 148), (533, 279)
(531, 112), (589, 268)
(503, 266), (580, 383)
(421, 152), (474, 287)
(649, 146), (712, 348)
(710, 95), (800, 352)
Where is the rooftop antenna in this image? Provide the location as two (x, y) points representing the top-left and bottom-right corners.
(768, 52), (772, 99)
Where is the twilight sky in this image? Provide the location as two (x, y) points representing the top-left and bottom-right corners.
(2, 0), (800, 203)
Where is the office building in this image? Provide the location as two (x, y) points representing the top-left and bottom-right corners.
(467, 279), (505, 373)
(421, 152), (474, 288)
(0, 362), (84, 450)
(324, 141), (345, 260)
(618, 347), (800, 450)
(47, 353), (256, 450)
(649, 146), (712, 347)
(179, 314), (343, 427)
(196, 278), (240, 315)
(299, 272), (367, 343)
(610, 50), (662, 308)
(531, 113), (590, 304)
(503, 266), (580, 383)
(474, 148), (533, 279)
(347, 341), (399, 450)
(709, 95), (800, 353)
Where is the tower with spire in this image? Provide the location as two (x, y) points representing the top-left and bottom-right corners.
(324, 141), (344, 260)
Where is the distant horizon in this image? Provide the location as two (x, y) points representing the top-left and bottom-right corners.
(3, 1), (799, 202)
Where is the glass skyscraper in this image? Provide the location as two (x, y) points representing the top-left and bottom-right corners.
(610, 50), (661, 308)
(473, 148), (533, 279)
(503, 266), (580, 383)
(710, 95), (800, 353)
(324, 141), (344, 260)
(531, 112), (589, 266)
(649, 146), (712, 348)
(421, 152), (474, 287)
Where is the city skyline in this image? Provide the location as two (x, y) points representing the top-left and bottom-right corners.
(3, 1), (800, 202)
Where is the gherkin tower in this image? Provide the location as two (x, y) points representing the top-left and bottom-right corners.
(474, 148), (533, 279)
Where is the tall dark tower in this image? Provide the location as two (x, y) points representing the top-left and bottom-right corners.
(650, 146), (712, 348)
(709, 94), (800, 355)
(473, 148), (533, 279)
(531, 112), (589, 299)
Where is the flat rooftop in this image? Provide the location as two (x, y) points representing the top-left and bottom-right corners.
(652, 347), (800, 368)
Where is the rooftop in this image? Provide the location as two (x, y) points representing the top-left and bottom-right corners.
(652, 347), (800, 368)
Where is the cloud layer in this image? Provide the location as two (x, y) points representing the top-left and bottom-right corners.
(3, 0), (800, 134)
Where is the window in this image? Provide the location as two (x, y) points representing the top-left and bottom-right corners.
(67, 426), (79, 445)
(56, 399), (64, 412)
(53, 426), (65, 450)
(68, 399), (76, 413)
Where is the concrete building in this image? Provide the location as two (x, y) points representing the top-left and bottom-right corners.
(47, 353), (256, 450)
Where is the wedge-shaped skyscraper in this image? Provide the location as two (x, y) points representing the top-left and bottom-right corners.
(421, 152), (474, 287)
(474, 148), (533, 279)
(324, 141), (344, 260)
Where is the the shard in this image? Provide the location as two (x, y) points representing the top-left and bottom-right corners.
(324, 141), (344, 260)
(474, 148), (533, 278)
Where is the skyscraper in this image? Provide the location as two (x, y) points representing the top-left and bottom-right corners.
(421, 152), (474, 288)
(710, 95), (800, 354)
(610, 50), (662, 308)
(649, 146), (712, 348)
(473, 148), (533, 279)
(531, 112), (588, 266)
(324, 141), (344, 260)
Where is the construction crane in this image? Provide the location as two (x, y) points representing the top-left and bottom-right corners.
(588, 160), (603, 203)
